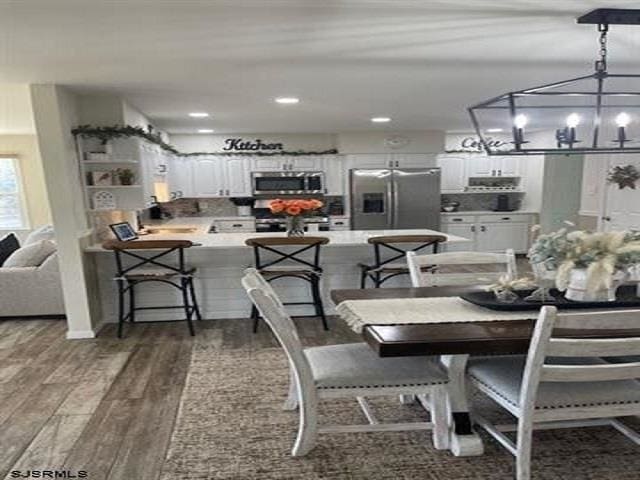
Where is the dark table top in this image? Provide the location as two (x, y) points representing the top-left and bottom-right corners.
(331, 286), (640, 357)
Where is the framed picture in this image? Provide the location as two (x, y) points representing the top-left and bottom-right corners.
(91, 171), (113, 186)
(109, 222), (138, 242)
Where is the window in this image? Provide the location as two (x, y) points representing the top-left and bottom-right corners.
(0, 157), (28, 229)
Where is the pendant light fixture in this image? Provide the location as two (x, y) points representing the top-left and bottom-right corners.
(468, 8), (640, 155)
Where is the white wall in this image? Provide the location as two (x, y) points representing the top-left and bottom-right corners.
(0, 84), (36, 134)
(337, 130), (444, 154)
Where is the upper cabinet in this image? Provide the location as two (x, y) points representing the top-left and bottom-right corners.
(346, 154), (435, 169)
(251, 156), (322, 171)
(172, 156), (251, 198)
(224, 156), (251, 196)
(323, 155), (344, 195)
(467, 155), (521, 177)
(437, 155), (467, 193)
(192, 157), (226, 197)
(168, 156), (194, 199)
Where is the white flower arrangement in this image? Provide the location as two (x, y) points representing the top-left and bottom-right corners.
(528, 224), (640, 294)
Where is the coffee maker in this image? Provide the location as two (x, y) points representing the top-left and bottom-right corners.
(494, 194), (514, 212)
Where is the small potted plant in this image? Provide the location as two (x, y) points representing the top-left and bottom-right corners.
(269, 199), (324, 237)
(116, 168), (135, 186)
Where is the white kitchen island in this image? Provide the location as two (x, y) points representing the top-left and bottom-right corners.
(86, 219), (469, 325)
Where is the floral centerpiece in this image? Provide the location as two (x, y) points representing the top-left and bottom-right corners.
(269, 198), (324, 237)
(528, 224), (640, 301)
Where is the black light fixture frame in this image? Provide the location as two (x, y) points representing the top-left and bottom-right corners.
(468, 8), (640, 156)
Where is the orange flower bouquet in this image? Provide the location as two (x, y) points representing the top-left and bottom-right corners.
(269, 199), (324, 237)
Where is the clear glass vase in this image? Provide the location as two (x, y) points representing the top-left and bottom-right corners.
(286, 216), (305, 237)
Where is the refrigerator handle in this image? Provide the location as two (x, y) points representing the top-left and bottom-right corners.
(386, 176), (394, 228)
(392, 175), (399, 228)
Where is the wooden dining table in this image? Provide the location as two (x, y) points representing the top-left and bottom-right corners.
(330, 285), (640, 457)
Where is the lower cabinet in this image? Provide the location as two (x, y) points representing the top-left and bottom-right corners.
(442, 213), (534, 254)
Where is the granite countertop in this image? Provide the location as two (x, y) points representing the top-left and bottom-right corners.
(86, 228), (470, 252)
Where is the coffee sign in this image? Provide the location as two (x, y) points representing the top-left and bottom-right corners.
(223, 138), (284, 152)
(459, 136), (509, 152)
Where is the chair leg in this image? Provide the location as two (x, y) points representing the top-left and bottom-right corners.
(516, 417), (534, 480)
(128, 282), (136, 323)
(116, 280), (126, 339)
(431, 387), (450, 451)
(251, 305), (260, 333)
(188, 278), (202, 321)
(360, 269), (367, 289)
(310, 277), (329, 331)
(283, 369), (299, 411)
(181, 279), (195, 336)
(374, 271), (382, 288)
(292, 388), (318, 457)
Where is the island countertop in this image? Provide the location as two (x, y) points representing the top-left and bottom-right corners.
(86, 227), (470, 252)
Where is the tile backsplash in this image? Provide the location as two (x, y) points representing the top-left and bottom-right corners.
(158, 198), (239, 217)
(441, 192), (524, 211)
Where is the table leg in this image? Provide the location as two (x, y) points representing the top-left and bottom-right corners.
(440, 354), (484, 457)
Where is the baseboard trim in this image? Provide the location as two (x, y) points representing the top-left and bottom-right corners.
(66, 329), (97, 340)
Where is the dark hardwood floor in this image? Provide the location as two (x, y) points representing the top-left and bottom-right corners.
(0, 316), (357, 480)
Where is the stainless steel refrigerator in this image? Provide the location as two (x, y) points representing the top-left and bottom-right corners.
(350, 168), (441, 230)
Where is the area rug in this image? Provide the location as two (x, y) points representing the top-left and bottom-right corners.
(160, 343), (640, 480)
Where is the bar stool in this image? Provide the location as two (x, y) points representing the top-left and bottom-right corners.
(103, 239), (202, 338)
(245, 236), (330, 332)
(358, 235), (446, 288)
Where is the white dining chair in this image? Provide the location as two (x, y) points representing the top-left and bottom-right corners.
(242, 268), (451, 456)
(467, 306), (640, 480)
(406, 249), (517, 287)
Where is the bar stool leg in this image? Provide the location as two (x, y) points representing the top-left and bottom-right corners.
(117, 279), (126, 338)
(188, 278), (202, 321)
(128, 282), (136, 323)
(374, 271), (382, 288)
(360, 269), (367, 289)
(181, 278), (195, 336)
(310, 275), (329, 331)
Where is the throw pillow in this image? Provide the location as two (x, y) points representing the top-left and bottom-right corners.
(0, 233), (20, 266)
(3, 239), (57, 268)
(24, 224), (55, 245)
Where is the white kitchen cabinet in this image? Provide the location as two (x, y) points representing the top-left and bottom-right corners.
(442, 213), (534, 254)
(323, 155), (344, 195)
(345, 154), (390, 169)
(223, 157), (251, 197)
(250, 156), (322, 171)
(467, 155), (520, 177)
(437, 155), (467, 193)
(168, 156), (194, 198)
(476, 222), (530, 253)
(192, 157), (226, 197)
(390, 153), (435, 168)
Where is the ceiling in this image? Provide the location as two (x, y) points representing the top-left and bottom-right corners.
(1, 0), (639, 134)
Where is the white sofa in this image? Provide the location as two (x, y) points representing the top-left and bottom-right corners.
(0, 251), (65, 317)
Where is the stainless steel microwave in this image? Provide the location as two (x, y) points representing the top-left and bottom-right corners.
(251, 171), (325, 195)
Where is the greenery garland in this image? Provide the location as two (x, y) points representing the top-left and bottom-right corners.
(71, 124), (338, 157)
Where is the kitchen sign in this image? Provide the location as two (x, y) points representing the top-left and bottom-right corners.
(223, 138), (284, 151)
(459, 136), (509, 152)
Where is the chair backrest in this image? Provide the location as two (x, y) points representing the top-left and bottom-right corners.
(406, 249), (517, 287)
(520, 306), (640, 413)
(241, 270), (313, 388)
(244, 236), (329, 272)
(102, 239), (193, 276)
(366, 235), (446, 269)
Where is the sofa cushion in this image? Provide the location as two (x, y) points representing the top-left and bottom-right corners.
(304, 343), (448, 390)
(24, 225), (55, 245)
(0, 233), (20, 266)
(3, 240), (57, 268)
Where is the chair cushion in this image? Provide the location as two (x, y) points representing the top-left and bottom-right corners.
(304, 343), (448, 390)
(3, 240), (56, 268)
(468, 354), (640, 410)
(0, 233), (20, 266)
(124, 266), (195, 279)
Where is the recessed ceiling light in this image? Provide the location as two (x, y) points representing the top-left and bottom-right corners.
(275, 97), (300, 104)
(371, 117), (391, 123)
(486, 128), (504, 133)
(189, 112), (209, 118)
(198, 129), (214, 133)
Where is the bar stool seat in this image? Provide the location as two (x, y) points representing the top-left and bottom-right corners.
(359, 235), (446, 288)
(245, 236), (330, 332)
(103, 239), (202, 338)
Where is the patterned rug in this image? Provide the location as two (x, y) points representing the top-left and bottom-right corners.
(160, 343), (640, 480)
